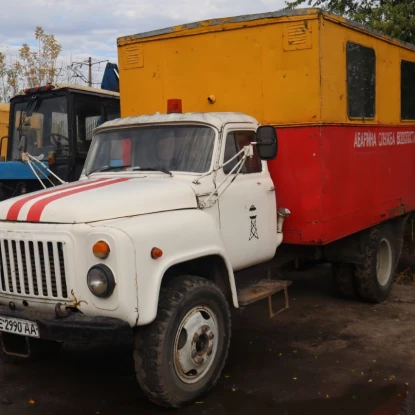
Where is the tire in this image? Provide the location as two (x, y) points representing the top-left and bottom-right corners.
(133, 275), (231, 408)
(332, 263), (356, 298)
(355, 225), (398, 303)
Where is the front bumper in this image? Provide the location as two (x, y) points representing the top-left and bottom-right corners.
(0, 306), (133, 344)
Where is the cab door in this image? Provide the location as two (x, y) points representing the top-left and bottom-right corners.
(216, 125), (277, 271)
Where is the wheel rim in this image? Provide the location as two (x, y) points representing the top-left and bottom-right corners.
(376, 238), (393, 286)
(173, 305), (219, 384)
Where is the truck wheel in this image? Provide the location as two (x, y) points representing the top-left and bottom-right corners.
(332, 263), (356, 298)
(133, 275), (231, 408)
(355, 226), (397, 303)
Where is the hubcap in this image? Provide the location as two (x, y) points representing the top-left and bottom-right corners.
(376, 238), (393, 286)
(173, 306), (218, 384)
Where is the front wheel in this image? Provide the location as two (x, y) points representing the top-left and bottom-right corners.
(133, 275), (231, 407)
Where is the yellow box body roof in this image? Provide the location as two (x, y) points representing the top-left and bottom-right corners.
(117, 8), (415, 127)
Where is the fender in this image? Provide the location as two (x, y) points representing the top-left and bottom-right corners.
(98, 208), (238, 325)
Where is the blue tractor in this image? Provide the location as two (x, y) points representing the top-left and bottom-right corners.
(0, 63), (120, 201)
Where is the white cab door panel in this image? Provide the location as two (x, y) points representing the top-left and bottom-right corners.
(217, 125), (277, 270)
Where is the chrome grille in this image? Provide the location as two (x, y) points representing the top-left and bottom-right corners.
(0, 240), (68, 299)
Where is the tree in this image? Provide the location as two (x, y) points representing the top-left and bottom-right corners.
(0, 26), (63, 102)
(285, 0), (415, 44)
(19, 26), (62, 88)
(0, 51), (23, 102)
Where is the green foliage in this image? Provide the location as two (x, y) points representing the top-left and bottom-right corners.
(285, 0), (415, 44)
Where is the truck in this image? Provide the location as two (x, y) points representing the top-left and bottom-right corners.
(0, 103), (9, 158)
(0, 62), (120, 200)
(0, 8), (415, 407)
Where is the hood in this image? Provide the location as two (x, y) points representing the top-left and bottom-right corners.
(0, 176), (198, 224)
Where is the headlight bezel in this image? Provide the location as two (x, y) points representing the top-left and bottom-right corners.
(87, 264), (116, 298)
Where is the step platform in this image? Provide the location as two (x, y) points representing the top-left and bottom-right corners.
(237, 279), (292, 318)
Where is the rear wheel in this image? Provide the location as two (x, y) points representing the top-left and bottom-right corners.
(133, 275), (231, 407)
(355, 226), (398, 303)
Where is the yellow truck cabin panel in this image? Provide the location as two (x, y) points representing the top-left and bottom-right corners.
(118, 8), (415, 128)
(118, 9), (321, 125)
(0, 103), (9, 158)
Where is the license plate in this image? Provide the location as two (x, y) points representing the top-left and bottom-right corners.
(0, 317), (39, 338)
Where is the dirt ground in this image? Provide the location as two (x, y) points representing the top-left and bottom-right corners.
(1, 265), (415, 415)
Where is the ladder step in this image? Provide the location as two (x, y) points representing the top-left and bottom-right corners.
(237, 279), (292, 306)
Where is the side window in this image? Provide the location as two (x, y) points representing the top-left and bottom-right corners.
(346, 42), (376, 119)
(223, 131), (262, 174)
(106, 100), (121, 121)
(401, 60), (415, 120)
(74, 97), (103, 155)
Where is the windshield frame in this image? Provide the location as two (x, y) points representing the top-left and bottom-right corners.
(9, 90), (71, 161)
(82, 122), (220, 177)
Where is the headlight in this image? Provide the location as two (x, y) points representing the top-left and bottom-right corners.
(87, 264), (115, 298)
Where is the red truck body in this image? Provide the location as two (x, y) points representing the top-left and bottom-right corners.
(270, 125), (415, 245)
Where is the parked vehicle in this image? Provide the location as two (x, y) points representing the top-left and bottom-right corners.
(0, 63), (120, 200)
(0, 8), (414, 408)
(0, 103), (9, 159)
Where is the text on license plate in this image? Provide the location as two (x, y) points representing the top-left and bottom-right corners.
(0, 317), (39, 338)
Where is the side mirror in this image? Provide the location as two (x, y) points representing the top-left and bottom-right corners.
(256, 126), (278, 160)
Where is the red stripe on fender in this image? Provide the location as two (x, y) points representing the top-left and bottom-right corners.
(26, 178), (130, 222)
(6, 178), (109, 221)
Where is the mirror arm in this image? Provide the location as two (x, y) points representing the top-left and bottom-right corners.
(198, 145), (253, 208)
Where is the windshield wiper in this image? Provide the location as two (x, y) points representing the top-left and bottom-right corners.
(87, 165), (131, 176)
(132, 167), (172, 176)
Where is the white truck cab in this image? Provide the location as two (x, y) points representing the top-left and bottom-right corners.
(0, 112), (288, 407)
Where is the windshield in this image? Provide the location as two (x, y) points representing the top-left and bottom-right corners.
(11, 95), (69, 160)
(83, 125), (216, 175)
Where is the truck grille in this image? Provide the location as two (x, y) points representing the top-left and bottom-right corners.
(0, 240), (69, 300)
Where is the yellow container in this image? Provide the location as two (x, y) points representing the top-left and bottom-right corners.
(0, 103), (9, 159)
(117, 8), (415, 127)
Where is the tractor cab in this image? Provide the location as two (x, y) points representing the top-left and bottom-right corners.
(1, 83), (120, 200)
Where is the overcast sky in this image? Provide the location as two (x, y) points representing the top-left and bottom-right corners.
(0, 0), (288, 84)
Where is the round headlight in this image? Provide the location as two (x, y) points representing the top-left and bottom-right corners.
(87, 264), (115, 298)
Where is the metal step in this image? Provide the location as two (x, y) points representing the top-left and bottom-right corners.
(237, 279), (292, 318)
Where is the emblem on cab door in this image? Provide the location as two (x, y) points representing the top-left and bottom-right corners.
(249, 205), (259, 241)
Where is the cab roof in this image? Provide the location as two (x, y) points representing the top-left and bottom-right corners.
(95, 112), (258, 133)
(16, 83), (119, 98)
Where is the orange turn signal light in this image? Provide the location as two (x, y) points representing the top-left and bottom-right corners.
(151, 247), (163, 259)
(93, 241), (110, 259)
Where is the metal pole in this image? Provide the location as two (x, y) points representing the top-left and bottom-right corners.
(88, 57), (92, 87)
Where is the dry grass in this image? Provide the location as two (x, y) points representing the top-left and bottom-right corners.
(395, 268), (415, 285)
